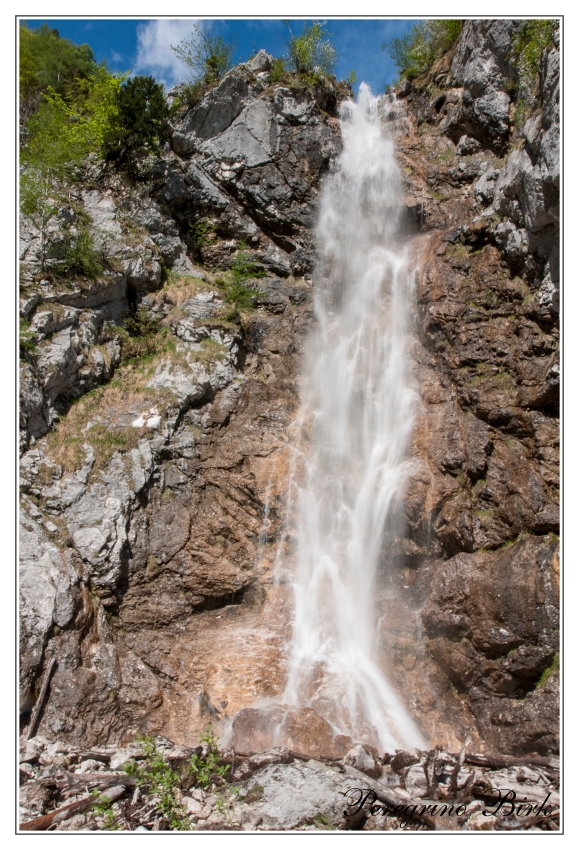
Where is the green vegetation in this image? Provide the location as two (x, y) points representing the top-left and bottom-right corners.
(105, 75), (171, 173)
(240, 783), (264, 803)
(42, 377), (171, 474)
(313, 812), (336, 830)
(511, 20), (559, 129)
(382, 20), (462, 80)
(270, 57), (287, 83)
(188, 722), (230, 788)
(171, 23), (235, 106)
(104, 307), (171, 363)
(20, 71), (122, 272)
(90, 789), (120, 831)
(20, 28), (174, 268)
(172, 23), (235, 86)
(124, 305), (161, 340)
(231, 244), (265, 285)
(191, 217), (218, 250)
(284, 20), (337, 80)
(124, 736), (189, 830)
(19, 319), (37, 356)
(536, 652), (559, 688)
(207, 244), (265, 323)
(57, 222), (104, 278)
(512, 20), (559, 93)
(20, 22), (98, 122)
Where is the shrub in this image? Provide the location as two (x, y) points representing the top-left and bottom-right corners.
(383, 20), (462, 80)
(57, 224), (103, 278)
(124, 305), (160, 339)
(270, 57), (287, 83)
(171, 23), (235, 87)
(124, 736), (189, 830)
(230, 245), (265, 284)
(512, 19), (559, 88)
(188, 723), (230, 789)
(20, 68), (124, 270)
(19, 319), (37, 356)
(511, 19), (559, 129)
(284, 20), (337, 78)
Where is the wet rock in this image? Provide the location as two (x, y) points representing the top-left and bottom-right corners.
(343, 744), (382, 779)
(235, 747), (293, 781)
(231, 705), (352, 759)
(390, 748), (422, 773)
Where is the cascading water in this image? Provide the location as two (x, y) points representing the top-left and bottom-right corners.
(279, 84), (426, 751)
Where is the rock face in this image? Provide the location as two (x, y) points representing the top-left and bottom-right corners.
(379, 22), (560, 754)
(19, 30), (559, 762)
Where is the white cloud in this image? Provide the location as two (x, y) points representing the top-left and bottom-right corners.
(133, 19), (200, 89)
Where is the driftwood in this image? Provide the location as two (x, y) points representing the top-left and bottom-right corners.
(21, 779), (134, 831)
(223, 749), (345, 766)
(55, 771), (137, 797)
(342, 764), (439, 830)
(465, 753), (559, 772)
(20, 795), (98, 831)
(424, 748), (440, 799)
(500, 809), (560, 831)
(26, 658), (57, 741)
(449, 737), (470, 797)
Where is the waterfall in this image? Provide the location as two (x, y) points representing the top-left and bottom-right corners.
(281, 84), (425, 751)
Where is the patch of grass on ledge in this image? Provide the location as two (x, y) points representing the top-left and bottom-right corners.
(536, 652), (559, 689)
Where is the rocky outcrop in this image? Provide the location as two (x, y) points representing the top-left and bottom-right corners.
(382, 21), (560, 754)
(19, 54), (339, 745)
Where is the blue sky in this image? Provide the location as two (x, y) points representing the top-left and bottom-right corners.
(21, 18), (419, 94)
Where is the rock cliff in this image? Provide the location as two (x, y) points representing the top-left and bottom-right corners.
(19, 28), (559, 761)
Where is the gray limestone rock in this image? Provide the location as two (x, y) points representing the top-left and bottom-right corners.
(238, 760), (368, 829)
(20, 510), (79, 701)
(449, 20), (519, 152)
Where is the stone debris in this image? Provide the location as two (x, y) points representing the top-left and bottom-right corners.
(19, 737), (560, 832)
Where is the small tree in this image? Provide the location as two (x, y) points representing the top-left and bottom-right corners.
(105, 75), (171, 171)
(171, 23), (235, 85)
(284, 20), (337, 78)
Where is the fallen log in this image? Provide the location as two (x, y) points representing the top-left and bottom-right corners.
(20, 782), (132, 831)
(55, 771), (137, 796)
(465, 753), (559, 772)
(500, 809), (560, 831)
(20, 795), (96, 831)
(26, 658), (57, 741)
(342, 764), (439, 830)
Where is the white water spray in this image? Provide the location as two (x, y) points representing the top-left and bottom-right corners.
(281, 85), (425, 751)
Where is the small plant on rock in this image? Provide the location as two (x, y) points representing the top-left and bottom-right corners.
(188, 722), (230, 789)
(124, 736), (189, 831)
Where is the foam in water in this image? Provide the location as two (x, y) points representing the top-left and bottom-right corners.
(280, 84), (426, 751)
